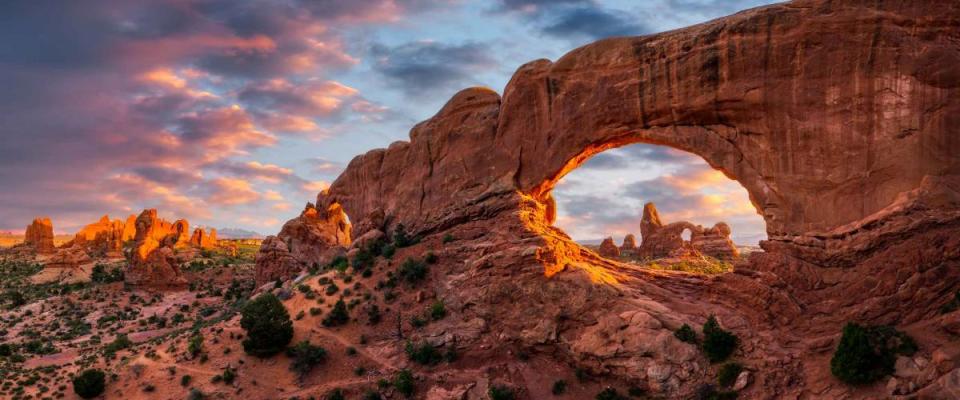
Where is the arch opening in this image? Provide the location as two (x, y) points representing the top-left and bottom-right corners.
(549, 142), (767, 273)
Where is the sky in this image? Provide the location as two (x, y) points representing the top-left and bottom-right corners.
(0, 0), (778, 242)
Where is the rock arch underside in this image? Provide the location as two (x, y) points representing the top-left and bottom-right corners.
(261, 1), (960, 398)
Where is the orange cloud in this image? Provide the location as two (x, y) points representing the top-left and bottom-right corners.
(207, 177), (260, 206)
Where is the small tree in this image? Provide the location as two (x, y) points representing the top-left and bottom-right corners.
(488, 385), (515, 400)
(830, 323), (915, 384)
(398, 258), (428, 284)
(393, 369), (415, 398)
(702, 316), (738, 363)
(287, 341), (327, 380)
(717, 362), (743, 387)
(240, 293), (293, 357)
(595, 387), (627, 400)
(73, 369), (106, 399)
(322, 298), (350, 327)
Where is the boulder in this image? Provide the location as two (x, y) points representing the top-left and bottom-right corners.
(254, 236), (301, 286)
(621, 234), (638, 254)
(637, 203), (738, 260)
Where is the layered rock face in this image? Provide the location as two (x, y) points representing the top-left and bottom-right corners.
(23, 217), (55, 254)
(68, 214), (136, 257)
(637, 203), (738, 260)
(266, 1), (960, 397)
(254, 202), (351, 285)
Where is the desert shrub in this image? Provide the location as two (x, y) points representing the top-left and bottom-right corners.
(187, 388), (205, 400)
(4, 290), (25, 309)
(366, 304), (382, 325)
(188, 333), (204, 358)
(364, 390), (383, 400)
(595, 387), (627, 400)
(286, 341), (327, 378)
(91, 264), (124, 283)
(325, 283), (339, 296)
(104, 333), (132, 356)
(398, 258), (428, 284)
(329, 256), (349, 272)
(72, 369), (105, 399)
(322, 298), (350, 327)
(628, 386), (645, 396)
(324, 389), (345, 400)
(393, 224), (418, 248)
(410, 315), (426, 328)
(240, 293), (293, 357)
(830, 323), (917, 384)
(219, 366), (236, 384)
(551, 380), (567, 395)
(405, 341), (442, 365)
(717, 363), (743, 388)
(180, 375), (192, 386)
(424, 252), (438, 264)
(442, 234), (454, 244)
(0, 342), (11, 357)
(702, 316), (738, 363)
(393, 369), (415, 397)
(488, 385), (515, 400)
(675, 324), (697, 344)
(429, 300), (446, 320)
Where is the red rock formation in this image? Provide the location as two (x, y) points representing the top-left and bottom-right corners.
(265, 1), (960, 397)
(254, 202), (351, 285)
(637, 203), (738, 260)
(189, 227), (217, 249)
(597, 237), (620, 258)
(23, 217), (55, 254)
(125, 209), (189, 288)
(620, 234), (638, 254)
(69, 214), (136, 257)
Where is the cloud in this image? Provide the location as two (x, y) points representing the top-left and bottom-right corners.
(214, 161), (294, 183)
(206, 177), (261, 206)
(540, 6), (648, 39)
(370, 41), (495, 95)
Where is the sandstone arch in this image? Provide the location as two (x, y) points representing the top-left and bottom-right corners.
(261, 1), (960, 396)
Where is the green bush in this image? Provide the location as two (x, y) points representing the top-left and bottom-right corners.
(393, 224), (418, 248)
(675, 324), (697, 344)
(424, 252), (438, 264)
(72, 369), (106, 399)
(329, 256), (349, 272)
(595, 387), (627, 400)
(551, 380), (567, 395)
(717, 363), (743, 388)
(442, 234), (454, 244)
(188, 333), (204, 358)
(429, 300), (446, 320)
(398, 258), (428, 284)
(394, 369), (415, 398)
(695, 384), (738, 400)
(325, 389), (345, 400)
(488, 385), (515, 400)
(830, 323), (917, 384)
(405, 341), (443, 365)
(702, 316), (738, 363)
(322, 298), (350, 327)
(104, 333), (132, 356)
(180, 374), (192, 386)
(287, 341), (327, 378)
(240, 293), (293, 357)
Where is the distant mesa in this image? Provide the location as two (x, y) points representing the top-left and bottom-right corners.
(217, 227), (263, 239)
(635, 202), (739, 261)
(24, 217), (55, 254)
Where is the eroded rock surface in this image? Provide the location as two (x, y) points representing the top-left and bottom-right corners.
(254, 202), (351, 285)
(264, 1), (960, 398)
(23, 217), (55, 254)
(124, 209), (198, 288)
(68, 214), (136, 257)
(597, 237), (620, 258)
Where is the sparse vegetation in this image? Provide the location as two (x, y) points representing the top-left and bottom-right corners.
(322, 298), (350, 327)
(551, 380), (567, 395)
(405, 341), (443, 365)
(398, 258), (428, 284)
(393, 369), (415, 397)
(830, 323), (917, 384)
(488, 384), (515, 400)
(287, 341), (327, 378)
(429, 300), (446, 320)
(702, 316), (738, 363)
(240, 293), (294, 357)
